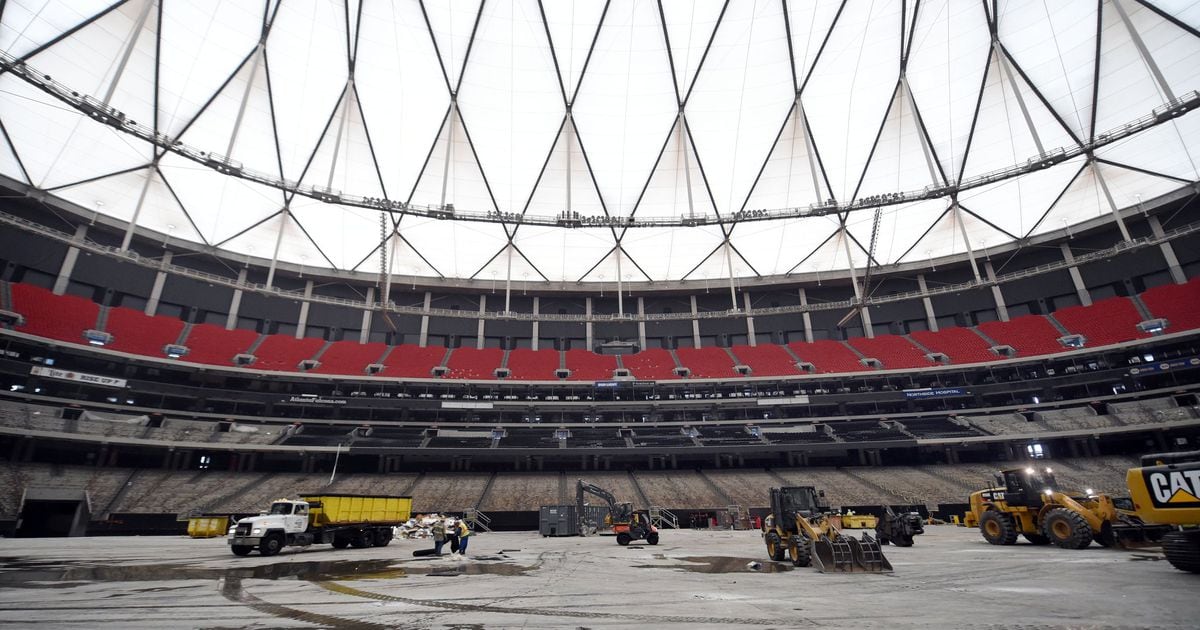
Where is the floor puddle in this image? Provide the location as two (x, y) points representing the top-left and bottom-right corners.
(633, 556), (794, 574)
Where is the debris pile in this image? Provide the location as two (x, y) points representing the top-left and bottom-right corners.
(393, 513), (455, 539)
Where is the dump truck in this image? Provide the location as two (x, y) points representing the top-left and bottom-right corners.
(968, 465), (1169, 549)
(1126, 450), (1200, 573)
(761, 486), (891, 572)
(228, 494), (412, 557)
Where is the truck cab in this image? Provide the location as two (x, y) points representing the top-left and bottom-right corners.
(266, 500), (311, 534)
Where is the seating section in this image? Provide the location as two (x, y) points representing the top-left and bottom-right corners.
(180, 323), (260, 366)
(506, 349), (561, 380)
(10, 284), (99, 343)
(675, 347), (736, 378)
(104, 307), (185, 357)
(444, 347), (504, 379)
(828, 420), (909, 442)
(325, 473), (419, 497)
(730, 344), (801, 376)
(847, 336), (930, 369)
(567, 427), (627, 448)
(761, 427), (836, 444)
(564, 349), (616, 381)
(622, 348), (679, 379)
(0, 463), (132, 519)
(704, 470), (782, 507)
(310, 341), (388, 375)
(379, 344), (446, 378)
(1053, 297), (1148, 346)
(633, 471), (727, 508)
(977, 315), (1063, 357)
(787, 340), (869, 373)
(1034, 407), (1123, 431)
(901, 417), (983, 438)
(910, 328), (996, 364)
(479, 473), (561, 511)
(408, 473), (492, 512)
(1140, 277), (1200, 332)
(250, 335), (325, 372)
(965, 413), (1037, 436)
(773, 468), (903, 506)
(696, 425), (763, 445)
(628, 427), (695, 448)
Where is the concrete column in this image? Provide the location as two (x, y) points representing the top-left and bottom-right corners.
(531, 296), (540, 350)
(225, 268), (248, 330)
(636, 297), (647, 349)
(418, 291), (431, 347)
(585, 297), (594, 349)
(1060, 243), (1092, 307)
(798, 288), (814, 343)
(1147, 215), (1187, 284)
(985, 261), (1009, 322)
(295, 280), (313, 339)
(144, 251), (173, 316)
(52, 225), (88, 295)
(917, 274), (938, 332)
(690, 295), (701, 348)
(476, 294), (486, 350)
(359, 287), (374, 344)
(743, 292), (756, 346)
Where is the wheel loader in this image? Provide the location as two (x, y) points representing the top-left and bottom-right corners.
(968, 465), (1170, 549)
(761, 486), (892, 573)
(1125, 450), (1200, 573)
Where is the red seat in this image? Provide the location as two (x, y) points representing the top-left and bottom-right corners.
(310, 341), (388, 375)
(179, 323), (260, 366)
(786, 340), (869, 373)
(846, 335), (930, 369)
(564, 349), (617, 381)
(1139, 278), (1200, 333)
(10, 283), (99, 344)
(910, 328), (996, 364)
(104, 307), (185, 357)
(242, 335), (324, 372)
(506, 349), (561, 380)
(379, 344), (446, 378)
(622, 348), (679, 379)
(1053, 297), (1149, 346)
(445, 347), (504, 379)
(675, 347), (736, 378)
(729, 344), (802, 376)
(977, 315), (1062, 357)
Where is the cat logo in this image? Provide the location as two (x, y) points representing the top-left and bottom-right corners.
(1144, 468), (1200, 509)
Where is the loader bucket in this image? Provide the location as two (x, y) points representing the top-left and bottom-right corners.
(848, 532), (893, 573)
(811, 534), (858, 573)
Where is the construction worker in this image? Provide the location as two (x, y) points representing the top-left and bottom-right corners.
(455, 518), (471, 555)
(431, 518), (447, 555)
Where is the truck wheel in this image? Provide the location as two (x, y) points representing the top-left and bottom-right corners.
(1161, 531), (1200, 573)
(787, 536), (812, 567)
(231, 545), (253, 556)
(259, 533), (283, 557)
(331, 536), (350, 549)
(374, 529), (393, 547)
(893, 534), (914, 548)
(979, 511), (1018, 545)
(1023, 533), (1051, 545)
(616, 532), (632, 546)
(350, 530), (374, 549)
(646, 532), (659, 545)
(1042, 508), (1092, 549)
(764, 533), (785, 561)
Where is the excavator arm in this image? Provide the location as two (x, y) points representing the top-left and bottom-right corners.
(577, 480), (632, 533)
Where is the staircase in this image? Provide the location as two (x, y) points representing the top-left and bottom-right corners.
(627, 471), (652, 509)
(649, 506), (679, 530)
(474, 471), (497, 510)
(696, 469), (733, 505)
(99, 469), (140, 519)
(463, 508), (493, 533)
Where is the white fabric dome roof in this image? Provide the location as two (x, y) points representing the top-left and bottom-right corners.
(1, 0), (1198, 283)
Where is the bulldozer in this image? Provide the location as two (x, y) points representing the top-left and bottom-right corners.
(874, 505), (925, 547)
(968, 465), (1170, 549)
(1125, 450), (1200, 573)
(577, 480), (659, 546)
(761, 486), (892, 573)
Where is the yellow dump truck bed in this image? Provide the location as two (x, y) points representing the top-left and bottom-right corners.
(302, 494), (412, 527)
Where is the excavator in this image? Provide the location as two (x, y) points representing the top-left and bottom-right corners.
(761, 486), (892, 573)
(1126, 450), (1200, 573)
(968, 465), (1170, 549)
(577, 480), (659, 546)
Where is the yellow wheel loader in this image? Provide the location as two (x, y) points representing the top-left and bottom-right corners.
(761, 486), (892, 573)
(968, 465), (1170, 550)
(1126, 450), (1200, 573)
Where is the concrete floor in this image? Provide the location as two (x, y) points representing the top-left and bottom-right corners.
(1, 526), (1197, 629)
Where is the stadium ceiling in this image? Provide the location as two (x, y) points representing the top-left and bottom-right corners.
(0, 1), (1198, 286)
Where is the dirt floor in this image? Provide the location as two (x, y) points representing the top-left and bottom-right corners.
(1, 525), (1197, 628)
